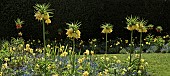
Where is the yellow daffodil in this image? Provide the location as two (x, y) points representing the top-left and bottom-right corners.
(91, 51), (94, 55)
(104, 69), (109, 75)
(78, 58), (83, 64)
(35, 64), (40, 70)
(66, 64), (72, 69)
(113, 56), (117, 59)
(138, 70), (142, 74)
(83, 71), (89, 76)
(60, 51), (68, 57)
(4, 58), (10, 62)
(84, 49), (89, 55)
(2, 63), (8, 69)
(116, 60), (121, 63)
(52, 74), (59, 76)
(97, 72), (102, 76)
(140, 59), (145, 63)
(0, 72), (2, 76)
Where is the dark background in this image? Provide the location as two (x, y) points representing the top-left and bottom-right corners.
(1, 0), (170, 41)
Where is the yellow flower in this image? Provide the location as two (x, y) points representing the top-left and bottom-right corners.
(66, 28), (74, 38)
(115, 41), (120, 45)
(101, 23), (113, 33)
(52, 74), (59, 76)
(18, 32), (22, 36)
(60, 51), (68, 57)
(106, 57), (109, 61)
(125, 40), (128, 43)
(102, 28), (113, 33)
(113, 56), (117, 59)
(97, 72), (102, 76)
(30, 48), (34, 54)
(135, 54), (140, 58)
(145, 62), (148, 66)
(127, 26), (133, 31)
(139, 65), (144, 70)
(35, 64), (40, 70)
(145, 42), (150, 45)
(104, 69), (109, 75)
(26, 44), (30, 48)
(121, 71), (125, 75)
(140, 59), (145, 63)
(47, 64), (51, 70)
(76, 30), (81, 38)
(116, 60), (121, 63)
(46, 53), (51, 57)
(67, 64), (72, 69)
(45, 19), (51, 24)
(2, 63), (8, 69)
(44, 13), (50, 20)
(138, 70), (142, 74)
(0, 72), (2, 76)
(47, 44), (51, 48)
(126, 56), (130, 61)
(82, 71), (89, 76)
(4, 58), (10, 62)
(91, 51), (94, 55)
(128, 67), (131, 70)
(78, 58), (83, 64)
(84, 49), (89, 55)
(34, 11), (43, 21)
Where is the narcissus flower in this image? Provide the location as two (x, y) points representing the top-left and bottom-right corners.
(84, 49), (89, 55)
(83, 71), (89, 76)
(2, 63), (8, 69)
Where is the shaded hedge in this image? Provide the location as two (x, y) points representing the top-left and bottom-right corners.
(1, 0), (170, 41)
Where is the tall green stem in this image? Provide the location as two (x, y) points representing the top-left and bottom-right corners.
(105, 33), (108, 54)
(72, 38), (75, 75)
(42, 20), (47, 75)
(129, 31), (133, 66)
(138, 32), (143, 71)
(42, 20), (46, 54)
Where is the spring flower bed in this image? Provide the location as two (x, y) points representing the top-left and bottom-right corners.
(0, 3), (169, 76)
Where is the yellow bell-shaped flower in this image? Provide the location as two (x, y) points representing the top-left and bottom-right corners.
(44, 13), (50, 20)
(66, 28), (74, 38)
(34, 11), (43, 21)
(45, 19), (51, 25)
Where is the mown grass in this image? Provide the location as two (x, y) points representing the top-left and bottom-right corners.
(108, 53), (170, 76)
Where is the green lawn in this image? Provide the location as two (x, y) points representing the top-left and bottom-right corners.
(111, 53), (170, 76)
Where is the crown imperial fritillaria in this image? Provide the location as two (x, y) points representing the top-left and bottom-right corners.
(66, 22), (81, 39)
(101, 23), (113, 34)
(15, 18), (24, 29)
(34, 3), (53, 25)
